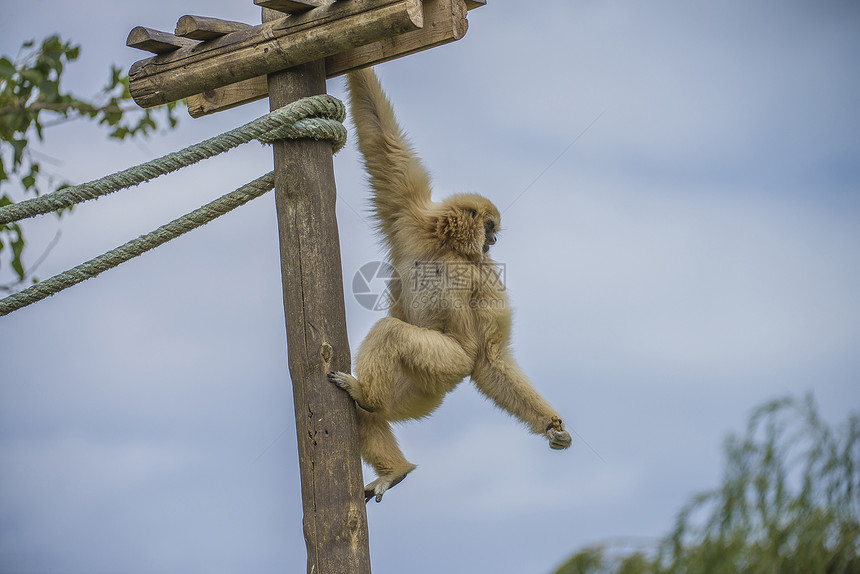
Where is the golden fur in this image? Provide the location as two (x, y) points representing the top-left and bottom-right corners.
(330, 68), (571, 502)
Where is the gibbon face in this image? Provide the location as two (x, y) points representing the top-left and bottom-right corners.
(433, 193), (501, 258)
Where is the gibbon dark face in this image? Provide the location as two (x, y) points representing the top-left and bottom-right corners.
(467, 206), (498, 253)
(483, 219), (497, 253)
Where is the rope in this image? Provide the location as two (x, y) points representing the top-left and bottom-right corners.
(0, 173), (274, 317)
(0, 95), (346, 225)
(0, 95), (347, 317)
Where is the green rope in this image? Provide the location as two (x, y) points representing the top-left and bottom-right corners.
(0, 95), (347, 317)
(0, 173), (275, 317)
(0, 95), (346, 225)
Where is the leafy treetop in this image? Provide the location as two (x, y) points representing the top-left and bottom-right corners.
(0, 35), (181, 290)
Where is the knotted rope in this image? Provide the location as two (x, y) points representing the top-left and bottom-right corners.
(0, 95), (345, 225)
(0, 95), (346, 317)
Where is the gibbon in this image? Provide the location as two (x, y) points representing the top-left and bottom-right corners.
(330, 68), (571, 503)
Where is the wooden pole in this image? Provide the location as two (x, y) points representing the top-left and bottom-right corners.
(263, 7), (372, 573)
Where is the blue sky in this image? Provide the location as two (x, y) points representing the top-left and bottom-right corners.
(1, 1), (859, 573)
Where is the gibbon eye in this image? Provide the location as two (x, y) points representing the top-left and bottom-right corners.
(466, 208), (477, 218)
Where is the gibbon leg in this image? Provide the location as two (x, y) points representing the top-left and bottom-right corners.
(471, 350), (572, 450)
(335, 316), (473, 414)
(355, 408), (417, 502)
(329, 317), (473, 501)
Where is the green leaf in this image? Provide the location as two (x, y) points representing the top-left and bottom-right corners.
(10, 138), (27, 167)
(21, 163), (40, 192)
(9, 222), (25, 280)
(20, 68), (44, 86)
(0, 57), (15, 79)
(39, 78), (60, 101)
(100, 104), (124, 127)
(106, 65), (123, 91)
(8, 139), (27, 168)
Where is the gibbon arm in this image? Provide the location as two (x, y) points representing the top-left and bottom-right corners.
(347, 69), (432, 238)
(472, 350), (572, 450)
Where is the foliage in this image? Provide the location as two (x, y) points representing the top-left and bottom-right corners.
(553, 395), (860, 574)
(0, 35), (182, 290)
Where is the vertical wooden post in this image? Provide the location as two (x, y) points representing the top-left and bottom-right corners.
(263, 7), (372, 573)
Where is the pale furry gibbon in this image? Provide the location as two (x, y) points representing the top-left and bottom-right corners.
(330, 68), (571, 503)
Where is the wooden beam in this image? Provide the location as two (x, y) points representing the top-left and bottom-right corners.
(126, 27), (199, 54)
(128, 0), (423, 107)
(187, 0), (468, 118)
(255, 0), (328, 14)
(174, 15), (251, 40)
(261, 7), (371, 572)
(187, 77), (270, 118)
(464, 0), (486, 8)
(327, 0), (467, 74)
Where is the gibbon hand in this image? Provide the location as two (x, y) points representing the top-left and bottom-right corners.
(547, 416), (573, 450)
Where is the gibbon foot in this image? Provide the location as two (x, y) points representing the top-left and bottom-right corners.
(327, 371), (375, 412)
(364, 471), (410, 503)
(546, 416), (573, 450)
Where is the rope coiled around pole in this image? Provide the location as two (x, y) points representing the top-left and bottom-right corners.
(0, 94), (346, 225)
(0, 95), (347, 317)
